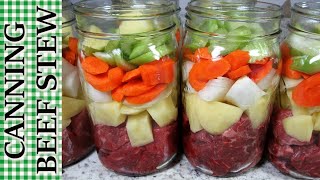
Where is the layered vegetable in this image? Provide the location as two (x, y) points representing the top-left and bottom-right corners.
(182, 18), (280, 176)
(269, 33), (320, 178)
(78, 21), (178, 175)
(62, 22), (94, 167)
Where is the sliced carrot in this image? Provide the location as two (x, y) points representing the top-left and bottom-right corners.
(280, 42), (291, 61)
(301, 73), (310, 79)
(69, 37), (78, 54)
(227, 65), (252, 80)
(282, 58), (302, 79)
(122, 80), (156, 96)
(85, 67), (124, 92)
(225, 50), (250, 70)
(122, 68), (141, 82)
(126, 84), (167, 104)
(82, 56), (109, 75)
(249, 60), (273, 83)
(112, 85), (124, 102)
(189, 60), (231, 91)
(292, 73), (320, 107)
(84, 72), (109, 92)
(105, 67), (125, 91)
(63, 48), (77, 65)
(194, 47), (212, 60)
(183, 48), (198, 63)
(253, 57), (269, 65)
(140, 59), (175, 85)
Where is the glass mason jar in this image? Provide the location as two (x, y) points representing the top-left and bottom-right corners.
(74, 0), (178, 176)
(269, 2), (320, 179)
(62, 0), (94, 167)
(182, 0), (281, 177)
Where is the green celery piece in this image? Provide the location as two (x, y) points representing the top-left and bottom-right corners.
(83, 46), (100, 56)
(112, 49), (137, 71)
(129, 34), (170, 59)
(315, 24), (320, 34)
(215, 28), (228, 35)
(291, 55), (320, 75)
(104, 40), (120, 53)
(209, 40), (244, 56)
(93, 51), (117, 67)
(199, 20), (219, 33)
(227, 26), (251, 38)
(129, 44), (173, 65)
(287, 34), (320, 58)
(186, 35), (208, 51)
(119, 37), (137, 59)
(242, 40), (274, 63)
(225, 22), (265, 36)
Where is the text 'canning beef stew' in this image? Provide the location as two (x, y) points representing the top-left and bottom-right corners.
(182, 0), (282, 177)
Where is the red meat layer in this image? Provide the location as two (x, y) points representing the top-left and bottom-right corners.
(183, 113), (269, 176)
(63, 109), (94, 167)
(269, 109), (320, 178)
(94, 121), (178, 175)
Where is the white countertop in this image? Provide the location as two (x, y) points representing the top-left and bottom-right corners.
(63, 152), (295, 180)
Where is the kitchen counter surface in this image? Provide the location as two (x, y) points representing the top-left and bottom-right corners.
(63, 152), (295, 180)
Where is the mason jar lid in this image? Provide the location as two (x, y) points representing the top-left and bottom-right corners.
(290, 2), (320, 35)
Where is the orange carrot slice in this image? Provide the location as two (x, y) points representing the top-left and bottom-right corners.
(122, 68), (141, 82)
(105, 67), (125, 91)
(225, 50), (250, 70)
(227, 65), (252, 80)
(301, 73), (310, 79)
(122, 80), (156, 96)
(85, 67), (124, 92)
(276, 59), (283, 75)
(69, 37), (78, 54)
(112, 85), (124, 102)
(292, 73), (320, 107)
(249, 60), (273, 83)
(282, 58), (302, 79)
(194, 47), (212, 60)
(84, 72), (110, 92)
(189, 60), (231, 91)
(140, 59), (175, 85)
(126, 84), (167, 104)
(82, 56), (109, 75)
(63, 48), (77, 65)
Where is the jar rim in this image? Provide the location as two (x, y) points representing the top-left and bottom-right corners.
(288, 25), (320, 40)
(186, 0), (282, 21)
(74, 0), (178, 20)
(292, 2), (320, 19)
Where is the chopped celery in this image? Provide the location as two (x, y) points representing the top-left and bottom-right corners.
(287, 34), (320, 57)
(104, 40), (120, 52)
(93, 51), (117, 67)
(112, 49), (137, 71)
(199, 20), (219, 33)
(291, 55), (320, 75)
(129, 44), (173, 65)
(242, 40), (274, 63)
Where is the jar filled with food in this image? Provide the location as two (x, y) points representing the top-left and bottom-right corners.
(269, 2), (320, 179)
(62, 0), (95, 167)
(74, 0), (179, 176)
(182, 0), (281, 176)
